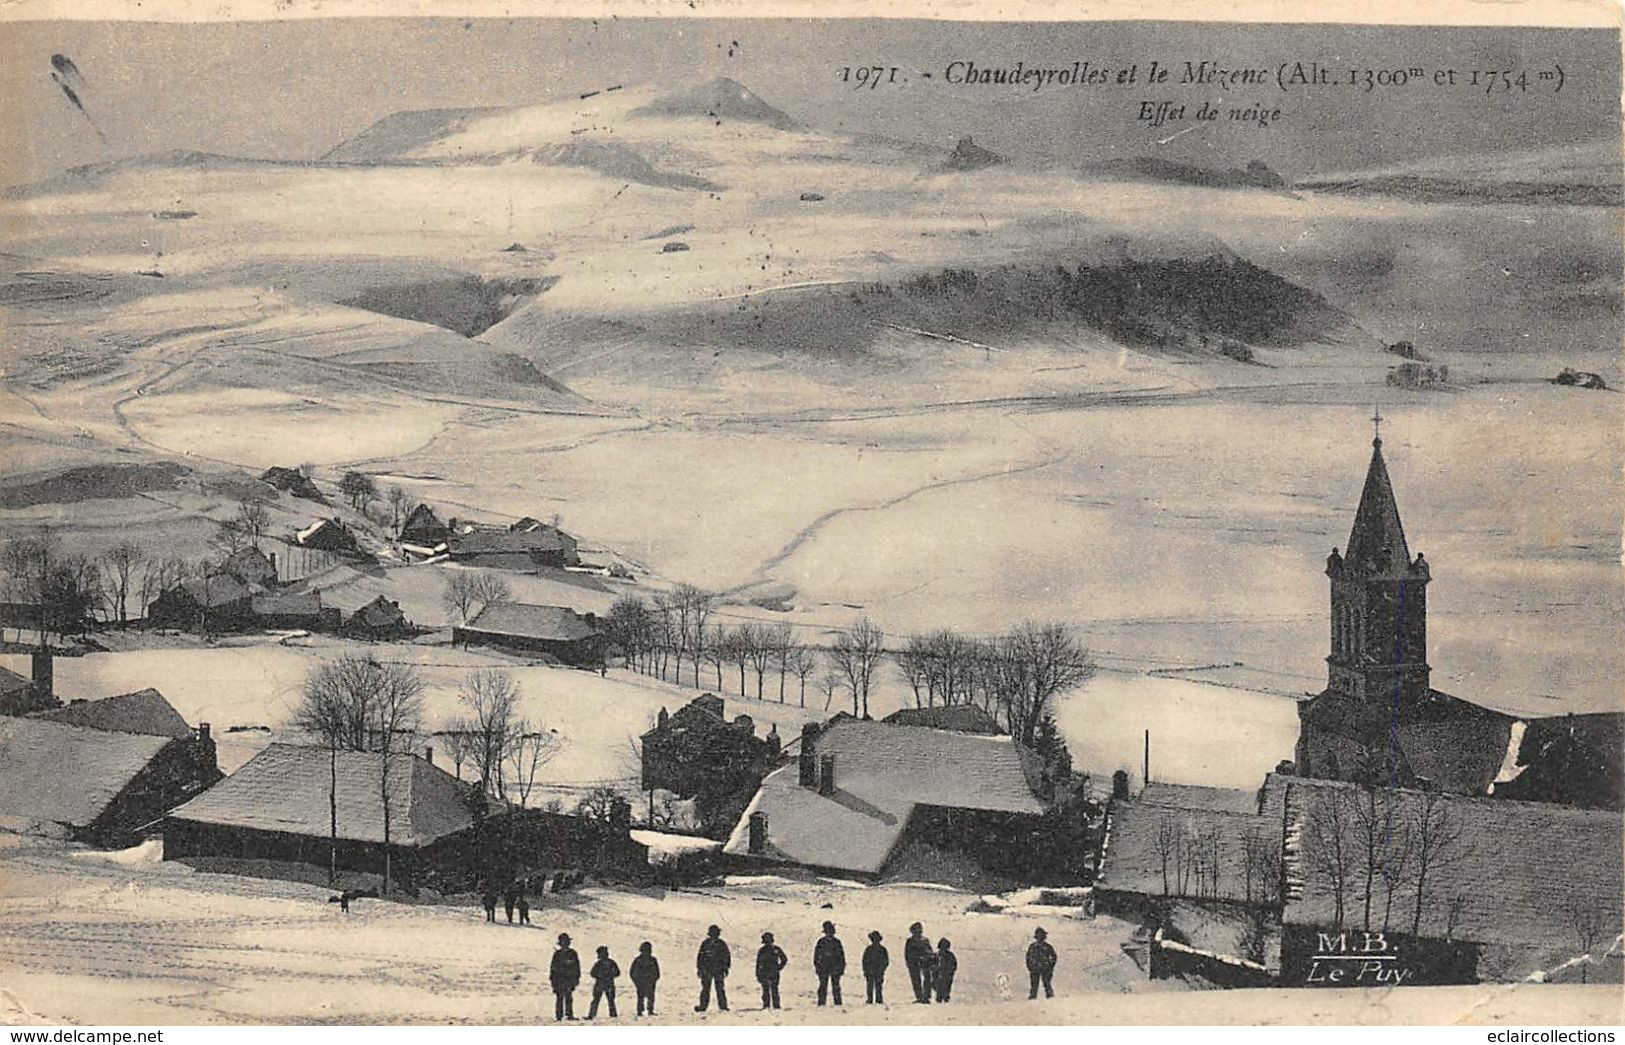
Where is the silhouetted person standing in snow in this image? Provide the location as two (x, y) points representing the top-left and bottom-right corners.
(695, 924), (731, 1012)
(904, 922), (933, 1003)
(813, 921), (845, 1006)
(481, 890), (497, 923)
(551, 932), (581, 1020)
(588, 945), (620, 1019)
(934, 939), (958, 1002)
(862, 931), (889, 1005)
(756, 932), (788, 1010)
(503, 885), (516, 924)
(630, 941), (661, 1017)
(1026, 927), (1057, 1000)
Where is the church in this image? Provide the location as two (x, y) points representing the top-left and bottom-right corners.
(1294, 420), (1622, 807)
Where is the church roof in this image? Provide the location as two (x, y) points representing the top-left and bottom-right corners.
(1344, 436), (1413, 575)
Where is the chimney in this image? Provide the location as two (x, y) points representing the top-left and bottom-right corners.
(31, 647), (54, 708)
(198, 722), (211, 742)
(799, 723), (819, 787)
(765, 725), (781, 758)
(818, 755), (836, 796)
(747, 811), (768, 855)
(423, 745), (434, 765)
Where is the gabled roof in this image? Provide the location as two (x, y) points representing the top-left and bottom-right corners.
(1275, 774), (1623, 949)
(1137, 781), (1265, 815)
(400, 504), (446, 533)
(723, 718), (1045, 875)
(249, 590), (325, 618)
(1343, 436), (1412, 575)
(450, 527), (574, 556)
(1300, 687), (1516, 794)
(882, 704), (1004, 735)
(168, 743), (474, 846)
(463, 601), (597, 642)
(0, 717), (172, 833)
(348, 596), (407, 629)
(32, 688), (193, 740)
(174, 573), (255, 608)
(222, 546), (278, 584)
(1096, 792), (1278, 904)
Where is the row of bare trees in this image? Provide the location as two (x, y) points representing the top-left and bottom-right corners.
(1, 530), (202, 643)
(1303, 786), (1464, 937)
(602, 589), (1095, 751)
(1152, 817), (1282, 905)
(441, 572), (513, 624)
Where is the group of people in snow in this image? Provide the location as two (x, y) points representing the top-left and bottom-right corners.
(537, 920), (1060, 1020)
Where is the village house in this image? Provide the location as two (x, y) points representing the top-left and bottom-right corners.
(163, 743), (645, 894)
(641, 694), (781, 836)
(722, 716), (1049, 880)
(259, 466), (326, 503)
(342, 595), (413, 639)
(398, 503), (450, 552)
(295, 518), (361, 555)
(220, 545), (280, 587)
(147, 573), (256, 631)
(1294, 424), (1623, 807)
(452, 602), (602, 665)
(446, 525), (579, 569)
(248, 590), (341, 631)
(0, 688), (220, 846)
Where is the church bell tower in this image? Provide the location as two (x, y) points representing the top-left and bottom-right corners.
(1323, 415), (1431, 708)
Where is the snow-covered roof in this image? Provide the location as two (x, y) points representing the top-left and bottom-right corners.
(0, 664), (30, 696)
(32, 688), (194, 740)
(0, 717), (172, 834)
(463, 601), (596, 642)
(722, 718), (1045, 875)
(168, 743), (474, 847)
(1275, 774), (1623, 947)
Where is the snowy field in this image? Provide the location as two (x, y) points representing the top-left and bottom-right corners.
(1, 835), (1618, 1026)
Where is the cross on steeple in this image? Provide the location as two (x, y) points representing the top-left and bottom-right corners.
(1371, 405), (1383, 447)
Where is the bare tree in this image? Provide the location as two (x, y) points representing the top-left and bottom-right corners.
(670, 584), (713, 687)
(505, 722), (562, 808)
(702, 622), (729, 691)
(469, 573), (512, 617)
(743, 623), (775, 700)
(764, 622), (794, 702)
(235, 500), (271, 546)
(1408, 790), (1464, 935)
(293, 655), (424, 890)
(1242, 825), (1281, 904)
(386, 486), (415, 536)
(985, 622), (1095, 748)
(721, 626), (749, 696)
(1562, 902), (1612, 984)
(785, 644), (817, 707)
(440, 721), (476, 780)
(1305, 788), (1356, 928)
(604, 596), (654, 673)
(459, 667), (520, 799)
(442, 572), (479, 624)
(817, 670), (843, 712)
(897, 635), (932, 708)
(99, 542), (145, 628)
(339, 471), (377, 511)
(830, 616), (886, 717)
(575, 785), (620, 822)
(1153, 815), (1179, 896)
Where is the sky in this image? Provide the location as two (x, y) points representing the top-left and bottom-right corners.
(1, 18), (1619, 187)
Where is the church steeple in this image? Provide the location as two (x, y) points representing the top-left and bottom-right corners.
(1344, 425), (1412, 576)
(1324, 416), (1431, 707)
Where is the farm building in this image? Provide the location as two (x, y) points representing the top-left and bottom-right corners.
(1276, 773), (1623, 984)
(0, 714), (221, 846)
(220, 546), (279, 587)
(883, 703), (1004, 735)
(147, 573), (256, 631)
(163, 743), (477, 889)
(163, 743), (646, 893)
(446, 525), (579, 568)
(342, 595), (413, 639)
(31, 687), (195, 739)
(722, 716), (1049, 879)
(398, 504), (450, 549)
(259, 466), (325, 503)
(452, 602), (602, 665)
(641, 694), (781, 836)
(295, 518), (360, 555)
(248, 590), (340, 631)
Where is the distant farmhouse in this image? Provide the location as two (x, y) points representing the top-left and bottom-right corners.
(259, 466), (326, 504)
(446, 524), (579, 570)
(342, 595), (413, 640)
(0, 688), (219, 846)
(1295, 426), (1623, 808)
(453, 602), (602, 665)
(641, 694), (782, 836)
(398, 504), (451, 552)
(723, 716), (1049, 880)
(148, 573), (256, 631)
(164, 743), (646, 893)
(295, 518), (361, 556)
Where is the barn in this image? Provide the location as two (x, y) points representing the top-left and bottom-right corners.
(452, 602), (602, 665)
(446, 526), (579, 569)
